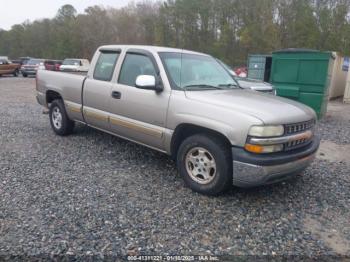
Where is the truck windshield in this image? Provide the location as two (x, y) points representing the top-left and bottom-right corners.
(159, 52), (238, 90)
(27, 59), (44, 65)
(62, 59), (80, 66)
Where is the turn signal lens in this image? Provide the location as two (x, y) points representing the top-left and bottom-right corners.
(244, 144), (264, 153)
(245, 144), (284, 154)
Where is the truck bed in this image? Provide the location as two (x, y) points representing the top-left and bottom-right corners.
(36, 70), (86, 107)
(57, 71), (87, 76)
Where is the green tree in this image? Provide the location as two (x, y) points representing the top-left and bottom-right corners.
(0, 1), (350, 62)
(56, 4), (77, 22)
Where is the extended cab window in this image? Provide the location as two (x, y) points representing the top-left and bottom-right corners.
(93, 52), (119, 81)
(119, 53), (156, 87)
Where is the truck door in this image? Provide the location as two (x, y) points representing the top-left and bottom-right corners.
(82, 50), (120, 130)
(108, 49), (171, 150)
(0, 60), (10, 74)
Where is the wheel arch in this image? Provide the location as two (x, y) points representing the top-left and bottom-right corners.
(46, 90), (63, 105)
(170, 123), (232, 159)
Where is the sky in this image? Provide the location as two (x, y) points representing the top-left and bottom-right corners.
(0, 0), (140, 30)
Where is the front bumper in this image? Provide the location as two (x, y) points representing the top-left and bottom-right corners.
(21, 69), (37, 75)
(232, 136), (320, 187)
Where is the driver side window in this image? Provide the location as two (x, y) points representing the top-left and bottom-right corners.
(118, 53), (156, 87)
(93, 51), (120, 81)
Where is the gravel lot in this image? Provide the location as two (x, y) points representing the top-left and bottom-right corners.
(0, 76), (349, 259)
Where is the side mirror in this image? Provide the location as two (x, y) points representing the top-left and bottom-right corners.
(135, 75), (163, 92)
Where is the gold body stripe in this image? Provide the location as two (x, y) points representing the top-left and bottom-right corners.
(65, 102), (82, 113)
(84, 109), (109, 121)
(109, 117), (163, 139)
(71, 104), (163, 139)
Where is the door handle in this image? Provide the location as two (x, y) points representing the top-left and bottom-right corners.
(111, 91), (122, 99)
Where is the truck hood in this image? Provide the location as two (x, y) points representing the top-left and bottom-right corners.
(248, 85), (273, 91)
(185, 89), (316, 124)
(237, 79), (273, 91)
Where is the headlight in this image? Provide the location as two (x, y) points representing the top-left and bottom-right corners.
(248, 125), (284, 137)
(245, 125), (285, 154)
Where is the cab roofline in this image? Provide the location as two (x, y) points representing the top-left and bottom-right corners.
(98, 45), (209, 56)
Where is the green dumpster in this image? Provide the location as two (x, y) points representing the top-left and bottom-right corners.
(271, 49), (335, 119)
(247, 54), (272, 82)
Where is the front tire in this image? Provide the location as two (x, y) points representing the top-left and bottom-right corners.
(49, 99), (75, 136)
(13, 69), (19, 77)
(22, 73), (27, 77)
(177, 134), (232, 196)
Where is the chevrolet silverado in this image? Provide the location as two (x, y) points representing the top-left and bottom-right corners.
(36, 45), (320, 195)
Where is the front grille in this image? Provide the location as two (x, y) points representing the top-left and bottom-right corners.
(284, 138), (310, 151)
(283, 120), (315, 151)
(23, 66), (37, 69)
(285, 120), (315, 135)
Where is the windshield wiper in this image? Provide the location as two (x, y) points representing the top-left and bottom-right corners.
(218, 83), (239, 88)
(183, 84), (223, 90)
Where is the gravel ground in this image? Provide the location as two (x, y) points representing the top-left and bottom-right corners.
(0, 77), (349, 260)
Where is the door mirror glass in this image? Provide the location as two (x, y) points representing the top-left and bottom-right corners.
(136, 75), (156, 89)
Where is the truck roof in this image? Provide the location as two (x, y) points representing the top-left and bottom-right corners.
(99, 45), (209, 56)
(64, 58), (89, 60)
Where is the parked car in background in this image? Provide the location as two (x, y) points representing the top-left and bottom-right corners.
(217, 59), (275, 94)
(21, 59), (45, 77)
(19, 57), (33, 65)
(11, 57), (33, 65)
(234, 76), (276, 95)
(45, 60), (62, 71)
(12, 56), (32, 65)
(234, 66), (247, 77)
(36, 45), (319, 195)
(0, 58), (21, 77)
(11, 59), (22, 65)
(59, 58), (90, 72)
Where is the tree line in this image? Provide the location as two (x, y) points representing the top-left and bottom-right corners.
(0, 0), (349, 66)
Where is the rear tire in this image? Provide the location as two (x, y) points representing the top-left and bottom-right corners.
(22, 73), (27, 77)
(49, 99), (75, 136)
(177, 134), (232, 196)
(13, 69), (19, 77)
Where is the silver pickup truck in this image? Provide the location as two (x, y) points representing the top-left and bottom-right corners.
(36, 45), (320, 195)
